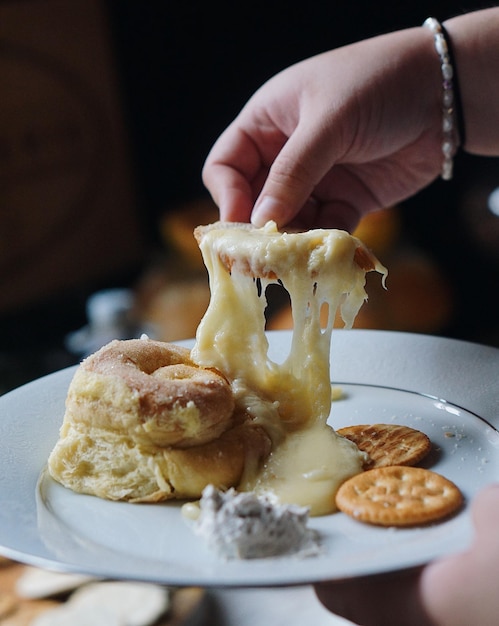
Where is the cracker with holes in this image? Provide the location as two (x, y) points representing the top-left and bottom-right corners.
(336, 423), (432, 468)
(335, 466), (463, 527)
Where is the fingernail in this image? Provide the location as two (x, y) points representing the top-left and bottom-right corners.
(251, 196), (281, 227)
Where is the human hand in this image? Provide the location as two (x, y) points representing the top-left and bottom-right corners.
(314, 483), (499, 626)
(419, 483), (499, 625)
(315, 566), (432, 626)
(202, 26), (443, 232)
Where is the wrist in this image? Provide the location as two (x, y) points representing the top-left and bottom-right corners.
(443, 8), (499, 156)
(423, 17), (461, 180)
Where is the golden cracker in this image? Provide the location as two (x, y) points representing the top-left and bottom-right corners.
(335, 466), (463, 527)
(337, 423), (431, 468)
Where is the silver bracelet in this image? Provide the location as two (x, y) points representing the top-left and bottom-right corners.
(423, 17), (460, 180)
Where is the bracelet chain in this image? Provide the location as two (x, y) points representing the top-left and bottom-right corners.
(423, 17), (461, 181)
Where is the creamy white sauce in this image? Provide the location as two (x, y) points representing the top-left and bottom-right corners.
(192, 221), (386, 515)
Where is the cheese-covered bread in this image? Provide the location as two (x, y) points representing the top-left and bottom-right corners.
(192, 221), (387, 515)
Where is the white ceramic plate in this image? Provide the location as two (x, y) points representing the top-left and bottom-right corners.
(1, 330), (498, 587)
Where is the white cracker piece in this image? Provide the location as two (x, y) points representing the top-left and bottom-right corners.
(31, 603), (123, 626)
(15, 567), (99, 599)
(69, 581), (171, 626)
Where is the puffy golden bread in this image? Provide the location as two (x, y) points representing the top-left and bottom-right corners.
(61, 338), (235, 448)
(48, 338), (271, 502)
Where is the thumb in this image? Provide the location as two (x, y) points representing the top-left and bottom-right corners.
(251, 123), (335, 228)
(471, 482), (499, 543)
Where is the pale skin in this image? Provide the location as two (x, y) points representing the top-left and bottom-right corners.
(203, 8), (499, 232)
(202, 7), (499, 625)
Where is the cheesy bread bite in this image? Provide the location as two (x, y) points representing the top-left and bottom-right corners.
(192, 221), (387, 515)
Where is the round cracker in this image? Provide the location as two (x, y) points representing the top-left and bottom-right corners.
(335, 466), (463, 527)
(336, 423), (431, 468)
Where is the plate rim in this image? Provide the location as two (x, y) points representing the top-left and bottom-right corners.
(0, 328), (498, 585)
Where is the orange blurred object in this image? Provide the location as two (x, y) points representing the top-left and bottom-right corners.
(353, 206), (401, 256)
(372, 251), (454, 333)
(135, 198), (219, 342)
(159, 198), (218, 270)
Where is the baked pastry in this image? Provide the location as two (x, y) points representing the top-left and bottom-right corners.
(48, 337), (271, 502)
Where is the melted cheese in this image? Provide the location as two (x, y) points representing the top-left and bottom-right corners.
(247, 424), (364, 517)
(192, 221), (386, 515)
